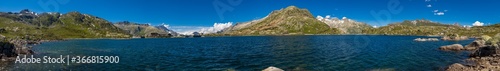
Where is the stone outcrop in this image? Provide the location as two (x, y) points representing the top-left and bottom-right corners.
(445, 45), (500, 71)
(464, 40), (487, 50)
(262, 66), (284, 71)
(439, 44), (464, 51)
(0, 34), (4, 39)
(442, 34), (469, 41)
(470, 45), (500, 57)
(0, 39), (34, 61)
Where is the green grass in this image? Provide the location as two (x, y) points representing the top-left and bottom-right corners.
(0, 12), (130, 40)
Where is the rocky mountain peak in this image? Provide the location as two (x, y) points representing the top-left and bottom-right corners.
(20, 9), (31, 14)
(270, 6), (314, 19)
(284, 6), (299, 10)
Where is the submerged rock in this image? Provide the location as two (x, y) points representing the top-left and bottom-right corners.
(262, 66), (284, 71)
(439, 44), (464, 51)
(414, 38), (439, 41)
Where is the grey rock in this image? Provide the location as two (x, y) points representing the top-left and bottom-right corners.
(440, 44), (464, 51)
(262, 66), (284, 71)
(464, 40), (486, 50)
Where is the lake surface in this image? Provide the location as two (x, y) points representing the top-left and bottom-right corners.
(4, 35), (474, 71)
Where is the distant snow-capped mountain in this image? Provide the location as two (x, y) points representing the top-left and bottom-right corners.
(155, 24), (179, 36)
(316, 16), (372, 34)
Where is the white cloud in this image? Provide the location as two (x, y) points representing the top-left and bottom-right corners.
(199, 22), (233, 34)
(434, 12), (444, 16)
(169, 26), (209, 35)
(169, 22), (233, 35)
(427, 4), (432, 7)
(316, 16), (324, 20)
(472, 21), (484, 26)
(325, 15), (331, 19)
(342, 17), (347, 20)
(425, 0), (431, 2)
(433, 10), (439, 12)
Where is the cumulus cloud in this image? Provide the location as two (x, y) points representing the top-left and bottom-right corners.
(169, 26), (208, 35)
(316, 16), (324, 20)
(199, 22), (233, 34)
(170, 22), (233, 35)
(427, 4), (432, 7)
(434, 12), (444, 16)
(472, 21), (484, 26)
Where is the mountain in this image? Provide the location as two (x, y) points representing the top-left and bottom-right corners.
(155, 24), (178, 36)
(364, 19), (458, 36)
(0, 10), (130, 39)
(363, 19), (500, 36)
(316, 16), (372, 34)
(221, 6), (339, 35)
(113, 21), (175, 37)
(388, 19), (454, 27)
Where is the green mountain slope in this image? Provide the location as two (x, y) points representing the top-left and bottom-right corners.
(222, 6), (339, 35)
(0, 10), (130, 40)
(364, 20), (500, 36)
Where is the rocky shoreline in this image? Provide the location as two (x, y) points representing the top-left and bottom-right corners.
(0, 37), (58, 62)
(442, 34), (500, 71)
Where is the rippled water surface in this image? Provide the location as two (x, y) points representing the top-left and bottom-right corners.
(6, 35), (474, 70)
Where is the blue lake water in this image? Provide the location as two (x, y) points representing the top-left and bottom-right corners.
(5, 35), (474, 71)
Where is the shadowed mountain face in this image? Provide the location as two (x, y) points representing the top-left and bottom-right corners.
(0, 10), (130, 39)
(113, 21), (176, 37)
(222, 6), (340, 35)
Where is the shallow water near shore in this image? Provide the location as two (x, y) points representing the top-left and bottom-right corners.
(4, 35), (474, 70)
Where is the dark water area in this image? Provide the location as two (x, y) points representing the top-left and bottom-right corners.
(5, 35), (474, 71)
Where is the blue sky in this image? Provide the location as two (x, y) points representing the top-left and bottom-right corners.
(1, 0), (499, 32)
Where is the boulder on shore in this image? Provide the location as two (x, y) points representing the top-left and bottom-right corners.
(262, 66), (284, 71)
(0, 34), (5, 40)
(439, 44), (464, 51)
(464, 40), (486, 50)
(470, 45), (500, 57)
(445, 63), (477, 71)
(445, 34), (500, 71)
(445, 45), (500, 71)
(0, 39), (34, 61)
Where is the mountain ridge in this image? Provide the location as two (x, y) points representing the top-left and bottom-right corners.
(221, 6), (340, 35)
